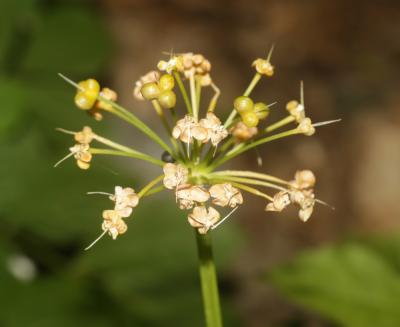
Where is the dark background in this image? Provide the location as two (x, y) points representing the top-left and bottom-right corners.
(1, 0), (400, 326)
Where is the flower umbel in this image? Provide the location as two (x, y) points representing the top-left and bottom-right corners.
(56, 47), (339, 247)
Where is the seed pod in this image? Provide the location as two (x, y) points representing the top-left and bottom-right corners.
(140, 82), (160, 100)
(254, 102), (270, 120)
(234, 96), (254, 114)
(159, 74), (175, 91)
(158, 90), (176, 109)
(242, 111), (259, 127)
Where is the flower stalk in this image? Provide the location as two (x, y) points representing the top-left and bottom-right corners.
(196, 232), (223, 327)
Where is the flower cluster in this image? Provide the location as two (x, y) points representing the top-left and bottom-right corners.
(56, 47), (338, 248)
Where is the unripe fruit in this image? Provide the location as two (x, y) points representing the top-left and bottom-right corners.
(141, 82), (160, 100)
(159, 74), (175, 91)
(234, 96), (254, 114)
(158, 90), (176, 109)
(242, 111), (259, 127)
(254, 102), (270, 120)
(74, 79), (100, 110)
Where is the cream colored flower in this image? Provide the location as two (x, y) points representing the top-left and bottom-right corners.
(157, 56), (183, 74)
(176, 184), (210, 209)
(74, 126), (95, 144)
(110, 186), (139, 217)
(163, 163), (189, 189)
(209, 183), (243, 207)
(290, 170), (316, 190)
(172, 115), (208, 143)
(101, 210), (128, 239)
(188, 206), (220, 234)
(133, 70), (160, 100)
(230, 122), (258, 142)
(177, 53), (212, 82)
(252, 58), (274, 76)
(265, 191), (291, 212)
(69, 143), (92, 170)
(199, 112), (228, 146)
(286, 100), (305, 123)
(289, 189), (315, 222)
(96, 87), (117, 110)
(297, 117), (315, 136)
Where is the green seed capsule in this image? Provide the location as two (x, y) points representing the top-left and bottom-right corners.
(158, 90), (176, 109)
(242, 111), (259, 127)
(159, 74), (175, 91)
(141, 82), (160, 100)
(234, 96), (254, 113)
(254, 102), (270, 120)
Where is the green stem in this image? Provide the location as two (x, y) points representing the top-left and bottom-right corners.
(264, 116), (295, 133)
(210, 128), (299, 169)
(174, 71), (192, 115)
(90, 148), (164, 166)
(224, 73), (262, 128)
(195, 232), (223, 327)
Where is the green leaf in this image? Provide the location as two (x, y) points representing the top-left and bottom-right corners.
(269, 237), (400, 327)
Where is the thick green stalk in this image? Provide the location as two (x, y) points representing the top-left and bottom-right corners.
(195, 232), (223, 327)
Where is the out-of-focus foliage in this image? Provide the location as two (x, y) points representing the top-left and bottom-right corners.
(0, 1), (241, 326)
(268, 235), (400, 327)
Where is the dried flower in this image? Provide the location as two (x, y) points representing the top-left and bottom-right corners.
(110, 186), (139, 217)
(230, 122), (258, 141)
(176, 184), (210, 209)
(209, 183), (243, 207)
(102, 210), (128, 239)
(69, 143), (92, 170)
(199, 112), (228, 146)
(163, 163), (189, 189)
(74, 126), (95, 144)
(252, 58), (274, 76)
(188, 206), (220, 234)
(298, 117), (315, 136)
(290, 170), (316, 190)
(265, 191), (291, 212)
(286, 100), (305, 123)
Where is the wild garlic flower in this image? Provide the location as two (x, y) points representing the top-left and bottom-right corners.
(209, 184), (243, 208)
(56, 47), (338, 248)
(188, 206), (220, 234)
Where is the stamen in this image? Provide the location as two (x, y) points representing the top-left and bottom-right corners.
(54, 151), (75, 168)
(87, 191), (114, 196)
(55, 127), (76, 135)
(213, 145), (218, 157)
(315, 199), (335, 210)
(312, 119), (342, 127)
(84, 230), (107, 251)
(300, 80), (304, 106)
(211, 206), (239, 230)
(266, 44), (275, 61)
(58, 73), (85, 91)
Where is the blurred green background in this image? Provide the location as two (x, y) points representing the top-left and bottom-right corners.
(1, 0), (400, 326)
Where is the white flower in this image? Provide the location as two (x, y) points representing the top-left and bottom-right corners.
(69, 143), (92, 170)
(297, 117), (315, 136)
(199, 112), (228, 146)
(74, 126), (95, 144)
(252, 58), (274, 76)
(172, 115), (208, 144)
(286, 100), (305, 123)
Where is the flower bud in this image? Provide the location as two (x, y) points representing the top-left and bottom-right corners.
(234, 96), (254, 114)
(241, 111), (259, 127)
(158, 90), (176, 109)
(159, 74), (175, 91)
(140, 82), (160, 100)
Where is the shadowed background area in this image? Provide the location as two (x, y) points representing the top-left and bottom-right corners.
(1, 0), (400, 326)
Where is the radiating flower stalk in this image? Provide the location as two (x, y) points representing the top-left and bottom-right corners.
(56, 48), (339, 327)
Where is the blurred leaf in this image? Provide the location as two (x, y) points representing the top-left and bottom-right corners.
(21, 5), (110, 77)
(269, 237), (400, 327)
(0, 79), (26, 140)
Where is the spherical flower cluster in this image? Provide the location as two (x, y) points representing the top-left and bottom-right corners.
(56, 47), (338, 248)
